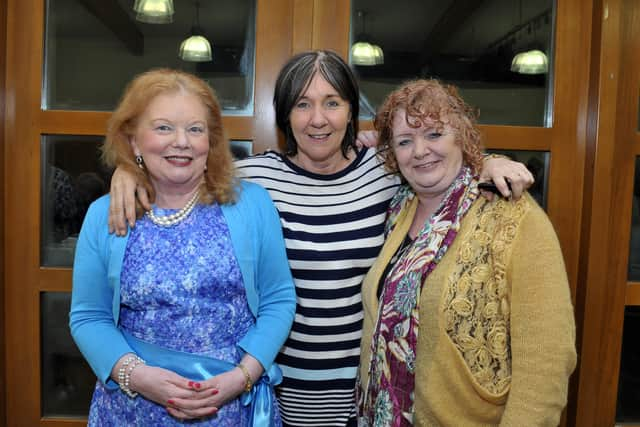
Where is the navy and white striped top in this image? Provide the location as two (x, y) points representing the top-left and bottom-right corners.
(235, 148), (400, 427)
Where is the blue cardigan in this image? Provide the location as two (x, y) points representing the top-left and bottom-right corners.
(70, 180), (296, 387)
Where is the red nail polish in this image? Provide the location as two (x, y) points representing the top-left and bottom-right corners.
(211, 389), (218, 395)
(167, 399), (175, 405)
(210, 409), (218, 415)
(188, 381), (193, 387)
(195, 382), (201, 389)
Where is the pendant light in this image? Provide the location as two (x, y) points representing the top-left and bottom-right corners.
(351, 11), (384, 66)
(178, 2), (212, 62)
(133, 0), (174, 24)
(511, 49), (548, 74)
(510, 0), (548, 74)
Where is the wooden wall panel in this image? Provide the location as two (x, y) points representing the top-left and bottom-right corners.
(253, 0), (294, 154)
(0, 0), (6, 424)
(571, 0), (622, 423)
(547, 0), (593, 296)
(481, 126), (552, 151)
(573, 0), (640, 424)
(41, 419), (85, 427)
(311, 0), (350, 59)
(626, 283), (640, 305)
(292, 0), (314, 54)
(39, 111), (255, 142)
(5, 0), (44, 423)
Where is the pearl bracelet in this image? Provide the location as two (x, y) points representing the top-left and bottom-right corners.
(118, 355), (145, 398)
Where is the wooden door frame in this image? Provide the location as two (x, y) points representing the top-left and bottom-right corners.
(572, 0), (640, 424)
(4, 0), (639, 425)
(0, 0), (7, 424)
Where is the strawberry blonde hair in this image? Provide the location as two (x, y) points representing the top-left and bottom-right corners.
(102, 68), (236, 217)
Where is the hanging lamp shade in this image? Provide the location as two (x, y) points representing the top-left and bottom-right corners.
(350, 10), (383, 66)
(178, 2), (212, 62)
(511, 49), (548, 74)
(372, 44), (384, 65)
(351, 41), (377, 66)
(133, 0), (174, 24)
(179, 34), (212, 62)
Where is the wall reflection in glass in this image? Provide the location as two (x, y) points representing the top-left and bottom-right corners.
(41, 135), (112, 267)
(629, 157), (640, 281)
(616, 306), (640, 423)
(41, 292), (95, 417)
(44, 0), (255, 114)
(350, 0), (555, 126)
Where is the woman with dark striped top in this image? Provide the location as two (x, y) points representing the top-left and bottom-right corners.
(108, 51), (532, 426)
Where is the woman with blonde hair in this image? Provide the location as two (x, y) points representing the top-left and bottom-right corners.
(70, 68), (295, 426)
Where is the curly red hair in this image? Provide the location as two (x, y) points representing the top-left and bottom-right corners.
(374, 79), (484, 176)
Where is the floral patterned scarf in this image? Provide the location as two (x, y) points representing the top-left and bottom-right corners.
(359, 166), (479, 426)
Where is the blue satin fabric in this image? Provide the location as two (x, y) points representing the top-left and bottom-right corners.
(122, 330), (282, 427)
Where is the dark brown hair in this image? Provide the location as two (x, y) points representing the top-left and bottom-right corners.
(273, 50), (359, 157)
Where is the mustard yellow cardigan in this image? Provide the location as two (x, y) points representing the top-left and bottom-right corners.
(359, 193), (576, 427)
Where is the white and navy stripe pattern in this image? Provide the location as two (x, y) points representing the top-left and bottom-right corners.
(235, 148), (400, 427)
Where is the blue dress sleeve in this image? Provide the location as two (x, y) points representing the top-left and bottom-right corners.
(69, 196), (133, 388)
(228, 182), (296, 370)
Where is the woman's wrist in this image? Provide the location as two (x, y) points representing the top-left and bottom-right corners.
(236, 363), (253, 393)
(113, 353), (145, 398)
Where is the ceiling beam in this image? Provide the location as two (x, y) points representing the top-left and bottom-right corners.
(78, 0), (144, 56)
(418, 0), (484, 67)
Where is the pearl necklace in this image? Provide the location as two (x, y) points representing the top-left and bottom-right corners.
(146, 191), (200, 227)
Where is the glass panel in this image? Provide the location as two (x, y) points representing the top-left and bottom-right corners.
(41, 135), (111, 267)
(486, 149), (549, 209)
(230, 140), (252, 160)
(629, 157), (640, 281)
(350, 0), (555, 126)
(44, 0), (255, 114)
(616, 306), (640, 422)
(41, 292), (95, 417)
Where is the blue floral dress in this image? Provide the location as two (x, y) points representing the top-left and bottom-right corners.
(87, 203), (281, 426)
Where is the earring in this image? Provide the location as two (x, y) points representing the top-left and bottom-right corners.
(135, 155), (144, 170)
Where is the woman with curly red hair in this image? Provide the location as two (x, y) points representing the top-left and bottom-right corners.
(357, 79), (576, 426)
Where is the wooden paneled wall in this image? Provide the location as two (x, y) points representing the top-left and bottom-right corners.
(3, 0), (640, 425)
(573, 0), (640, 424)
(0, 0), (6, 424)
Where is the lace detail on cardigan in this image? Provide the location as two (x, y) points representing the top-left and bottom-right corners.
(442, 197), (529, 395)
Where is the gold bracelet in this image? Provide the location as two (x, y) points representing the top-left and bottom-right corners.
(237, 363), (252, 392)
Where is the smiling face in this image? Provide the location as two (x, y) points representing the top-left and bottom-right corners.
(392, 109), (463, 201)
(130, 90), (209, 199)
(288, 73), (352, 173)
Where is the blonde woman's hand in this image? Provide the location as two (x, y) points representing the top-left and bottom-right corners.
(129, 365), (221, 420)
